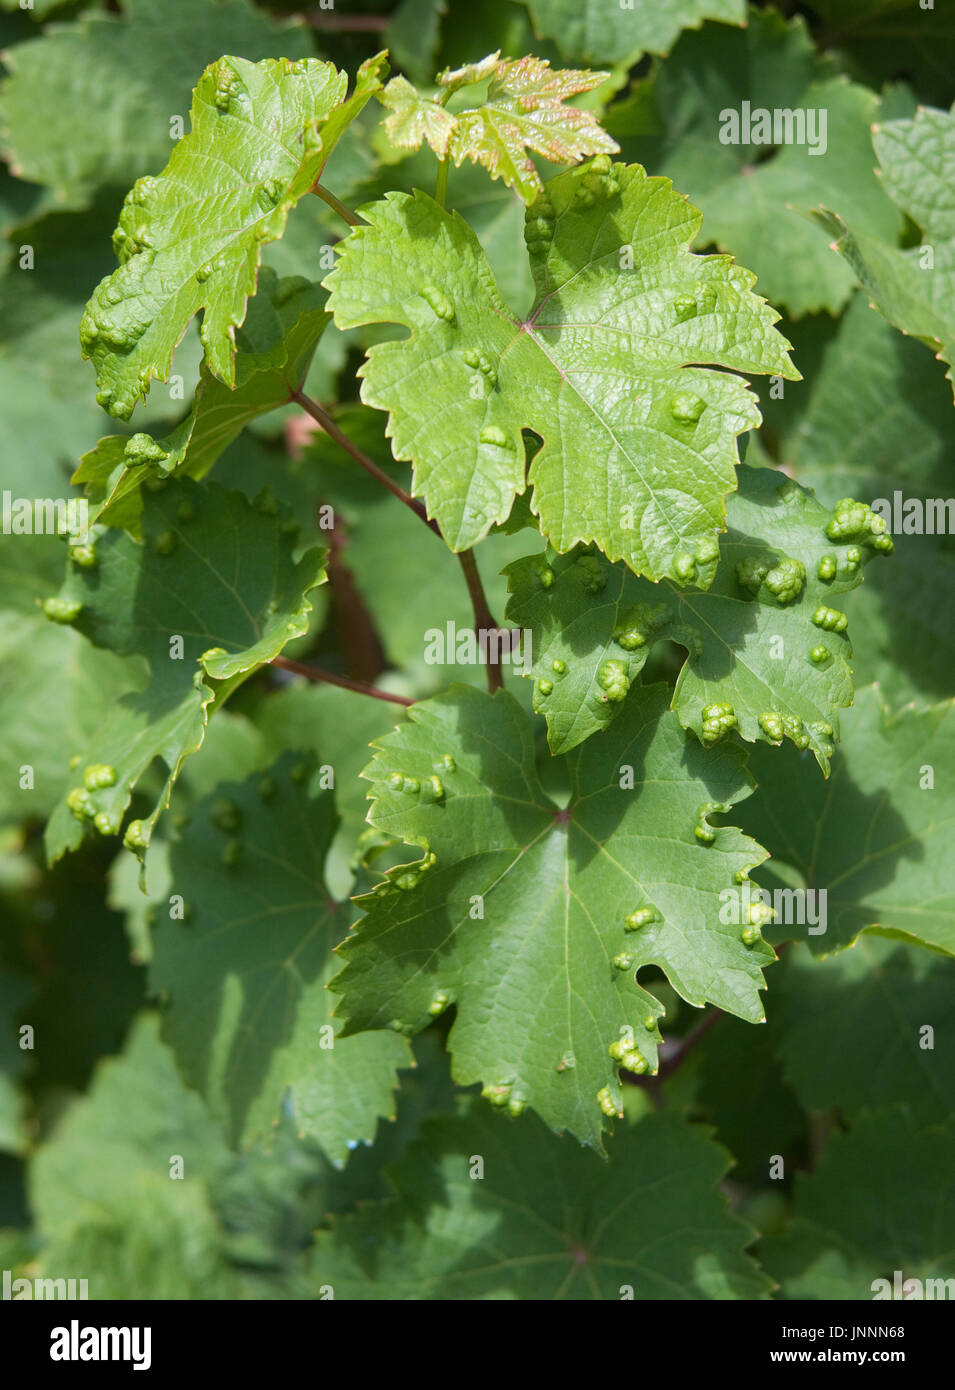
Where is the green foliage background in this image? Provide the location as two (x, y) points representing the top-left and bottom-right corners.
(0, 0), (952, 1300)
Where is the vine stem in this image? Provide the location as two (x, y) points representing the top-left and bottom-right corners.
(289, 402), (504, 696)
(458, 548), (503, 692)
(434, 157), (449, 208)
(291, 390), (442, 537)
(311, 183), (360, 227)
(271, 655), (414, 707)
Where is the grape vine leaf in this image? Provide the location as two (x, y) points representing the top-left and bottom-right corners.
(315, 1031), (458, 1219)
(814, 103), (955, 395)
(606, 10), (904, 316)
(29, 1014), (319, 1298)
(150, 752), (411, 1160)
(313, 1105), (770, 1299)
(741, 685), (955, 957)
(334, 133), (536, 305)
(760, 291), (955, 710)
(773, 937), (955, 1122)
(761, 1107), (955, 1300)
(377, 54), (618, 202)
(331, 682), (771, 1148)
(44, 479), (327, 865)
(516, 0), (745, 66)
(504, 464), (891, 767)
(30, 1014), (232, 1234)
(75, 270), (329, 532)
(0, 616), (138, 829)
(17, 867), (146, 1093)
(153, 671), (412, 902)
(82, 51), (387, 420)
(324, 159), (797, 573)
(0, 361), (104, 606)
(0, 158), (48, 267)
(251, 683), (411, 852)
(0, 364), (143, 827)
(378, 76), (458, 158)
(107, 834), (171, 967)
(0, 0), (314, 210)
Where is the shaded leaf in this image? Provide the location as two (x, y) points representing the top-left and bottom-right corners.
(761, 291), (955, 709)
(44, 479), (326, 863)
(0, 969), (32, 1155)
(804, 0), (955, 109)
(741, 685), (955, 957)
(762, 1107), (955, 1300)
(505, 464), (890, 766)
(517, 0), (745, 66)
(29, 1014), (321, 1298)
(151, 753), (410, 1159)
(313, 1104), (770, 1298)
(774, 937), (955, 1121)
(814, 102), (955, 393)
(0, 0), (314, 208)
(608, 11), (904, 316)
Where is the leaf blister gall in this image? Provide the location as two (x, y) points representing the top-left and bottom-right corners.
(625, 907), (659, 930)
(596, 1085), (621, 1118)
(669, 392), (706, 423)
(812, 606), (848, 633)
(700, 703), (738, 747)
(694, 800), (729, 845)
(596, 659), (629, 703)
(83, 764), (117, 792)
(43, 597), (83, 625)
(66, 788), (95, 823)
(69, 543), (97, 568)
(419, 284), (455, 323)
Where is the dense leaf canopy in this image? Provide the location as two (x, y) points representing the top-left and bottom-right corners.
(0, 0), (951, 1309)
